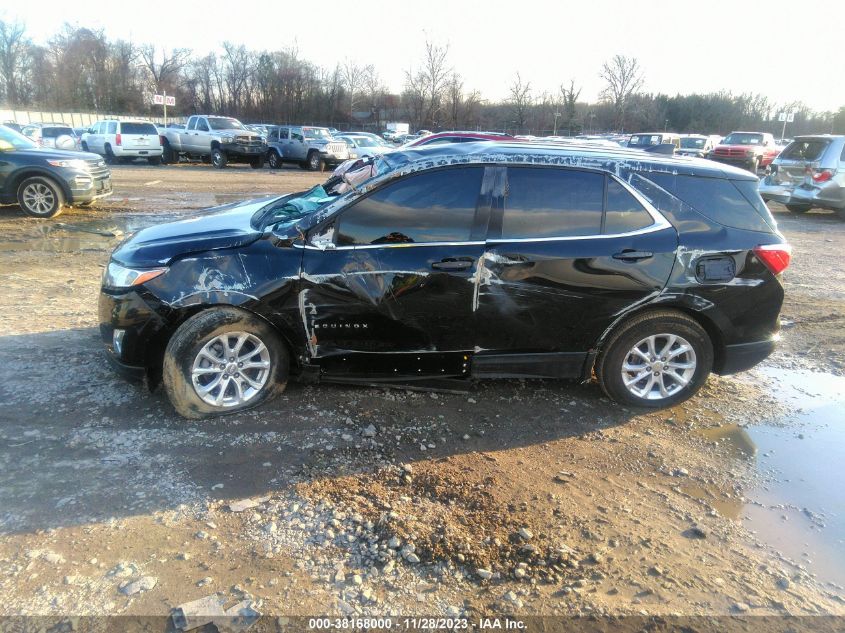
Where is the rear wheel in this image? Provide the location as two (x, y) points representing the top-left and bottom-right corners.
(211, 147), (227, 169)
(597, 310), (713, 408)
(786, 203), (811, 214)
(161, 142), (175, 164)
(250, 156), (265, 169)
(81, 141), (89, 152)
(17, 176), (65, 218)
(103, 144), (116, 164)
(147, 155), (162, 166)
(162, 307), (289, 419)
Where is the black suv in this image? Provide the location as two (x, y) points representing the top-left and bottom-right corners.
(99, 143), (790, 418)
(0, 125), (112, 218)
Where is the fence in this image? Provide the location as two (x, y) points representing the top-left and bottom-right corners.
(0, 108), (185, 127)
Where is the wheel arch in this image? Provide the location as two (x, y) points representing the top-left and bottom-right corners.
(8, 169), (73, 203)
(582, 302), (725, 381)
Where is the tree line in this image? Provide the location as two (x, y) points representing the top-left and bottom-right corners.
(2, 19), (844, 136)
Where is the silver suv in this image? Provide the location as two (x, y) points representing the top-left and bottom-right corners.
(759, 135), (845, 218)
(265, 126), (349, 171)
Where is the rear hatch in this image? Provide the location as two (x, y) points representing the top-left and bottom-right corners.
(773, 137), (833, 185)
(41, 126), (76, 150)
(119, 122), (160, 150)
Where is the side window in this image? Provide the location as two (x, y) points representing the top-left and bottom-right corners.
(604, 179), (654, 233)
(291, 131), (303, 142)
(279, 128), (289, 140)
(335, 167), (484, 246)
(107, 122), (117, 134)
(93, 123), (103, 134)
(196, 119), (209, 132)
(267, 129), (278, 141)
(186, 117), (197, 131)
(503, 168), (604, 238)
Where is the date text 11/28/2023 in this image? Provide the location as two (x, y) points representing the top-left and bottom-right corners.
(306, 617), (527, 629)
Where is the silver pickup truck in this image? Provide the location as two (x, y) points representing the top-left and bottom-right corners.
(265, 125), (349, 171)
(160, 115), (267, 168)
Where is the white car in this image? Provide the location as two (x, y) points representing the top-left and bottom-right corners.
(336, 133), (394, 159)
(81, 119), (163, 165)
(21, 124), (79, 150)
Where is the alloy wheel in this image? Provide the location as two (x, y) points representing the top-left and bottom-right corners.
(191, 332), (271, 408)
(620, 333), (697, 400)
(21, 183), (56, 215)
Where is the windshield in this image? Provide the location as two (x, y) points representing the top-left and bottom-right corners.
(303, 127), (332, 140)
(629, 134), (662, 146)
(208, 117), (246, 131)
(680, 137), (706, 149)
(723, 133), (763, 145)
(251, 185), (336, 230)
(0, 126), (37, 149)
(348, 136), (377, 147)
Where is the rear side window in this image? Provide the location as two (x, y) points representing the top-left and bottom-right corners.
(644, 173), (775, 232)
(106, 122), (117, 134)
(605, 179), (654, 233)
(336, 167), (483, 246)
(42, 127), (73, 138)
(780, 139), (830, 161)
(503, 168), (604, 238)
(120, 122), (157, 135)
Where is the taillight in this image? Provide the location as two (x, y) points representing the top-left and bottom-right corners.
(753, 244), (792, 275)
(159, 135), (166, 145)
(115, 133), (122, 146)
(811, 169), (833, 183)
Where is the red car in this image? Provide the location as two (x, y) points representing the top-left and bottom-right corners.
(708, 131), (782, 173)
(402, 131), (517, 148)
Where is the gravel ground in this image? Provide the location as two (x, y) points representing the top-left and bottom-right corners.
(0, 163), (843, 619)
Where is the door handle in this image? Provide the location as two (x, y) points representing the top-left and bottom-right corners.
(613, 250), (654, 261)
(431, 258), (473, 271)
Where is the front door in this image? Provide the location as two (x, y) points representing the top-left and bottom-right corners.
(288, 128), (306, 161)
(300, 165), (492, 379)
(473, 165), (678, 378)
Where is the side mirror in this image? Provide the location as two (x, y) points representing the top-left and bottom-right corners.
(0, 139), (14, 151)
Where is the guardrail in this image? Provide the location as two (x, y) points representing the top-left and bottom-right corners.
(1, 109), (186, 127)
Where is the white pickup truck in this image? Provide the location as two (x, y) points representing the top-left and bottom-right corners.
(159, 115), (267, 168)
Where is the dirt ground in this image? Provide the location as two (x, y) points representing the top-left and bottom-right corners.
(0, 163), (843, 621)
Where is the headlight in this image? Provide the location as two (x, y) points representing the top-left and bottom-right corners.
(349, 152), (358, 158)
(102, 261), (167, 289)
(221, 136), (234, 144)
(47, 159), (88, 170)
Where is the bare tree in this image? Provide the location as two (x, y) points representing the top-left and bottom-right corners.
(404, 40), (451, 129)
(599, 54), (644, 132)
(508, 73), (532, 132)
(342, 59), (366, 117)
(0, 19), (31, 107)
(140, 44), (191, 94)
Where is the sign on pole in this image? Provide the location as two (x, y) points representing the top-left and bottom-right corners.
(152, 92), (175, 125)
(778, 112), (786, 122)
(787, 111), (795, 123)
(152, 94), (164, 105)
(165, 95), (176, 107)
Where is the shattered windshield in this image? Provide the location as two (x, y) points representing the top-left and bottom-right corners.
(251, 185), (334, 231)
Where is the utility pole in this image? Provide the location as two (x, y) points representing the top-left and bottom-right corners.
(553, 112), (561, 136)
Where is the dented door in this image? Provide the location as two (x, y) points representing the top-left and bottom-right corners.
(298, 166), (493, 374)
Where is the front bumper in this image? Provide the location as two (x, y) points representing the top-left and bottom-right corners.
(99, 288), (170, 379)
(716, 338), (777, 375)
(68, 170), (112, 203)
(221, 142), (267, 158)
(710, 154), (756, 166)
(320, 151), (350, 165)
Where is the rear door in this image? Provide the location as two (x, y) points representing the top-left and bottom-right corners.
(299, 165), (492, 378)
(473, 166), (678, 378)
(775, 138), (833, 186)
(120, 121), (159, 153)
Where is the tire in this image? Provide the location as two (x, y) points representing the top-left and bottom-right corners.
(211, 147), (227, 169)
(786, 203), (811, 214)
(298, 161), (309, 170)
(162, 307), (289, 419)
(747, 158), (759, 174)
(267, 150), (282, 169)
(147, 156), (162, 166)
(306, 150), (322, 171)
(104, 144), (116, 165)
(17, 176), (66, 218)
(161, 142), (175, 164)
(596, 310), (713, 408)
(250, 156), (265, 169)
(81, 141), (89, 152)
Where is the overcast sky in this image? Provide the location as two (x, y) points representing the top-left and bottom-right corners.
(5, 0), (843, 111)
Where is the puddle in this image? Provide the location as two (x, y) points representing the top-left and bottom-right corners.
(697, 368), (845, 586)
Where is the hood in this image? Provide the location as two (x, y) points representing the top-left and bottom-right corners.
(11, 147), (101, 162)
(215, 129), (261, 137)
(111, 196), (281, 268)
(714, 144), (760, 152)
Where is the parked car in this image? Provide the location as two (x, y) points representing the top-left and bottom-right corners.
(0, 125), (111, 218)
(335, 133), (395, 159)
(158, 115), (265, 168)
(401, 131), (517, 148)
(264, 125), (349, 170)
(758, 135), (845, 218)
(98, 141), (790, 418)
(2, 121), (23, 133)
(21, 124), (79, 150)
(627, 133), (681, 153)
(676, 134), (722, 158)
(81, 119), (163, 164)
(708, 131), (781, 173)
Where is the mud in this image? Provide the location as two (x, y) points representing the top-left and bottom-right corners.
(0, 164), (843, 617)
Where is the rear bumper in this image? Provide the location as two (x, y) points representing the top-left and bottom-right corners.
(113, 147), (163, 157)
(759, 178), (844, 210)
(715, 338), (777, 375)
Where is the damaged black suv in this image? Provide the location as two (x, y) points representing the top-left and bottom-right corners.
(99, 142), (790, 418)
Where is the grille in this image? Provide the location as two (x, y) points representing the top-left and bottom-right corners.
(327, 143), (347, 154)
(234, 136), (265, 147)
(85, 158), (110, 179)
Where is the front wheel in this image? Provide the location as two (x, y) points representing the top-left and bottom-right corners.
(104, 144), (116, 164)
(267, 150), (282, 169)
(17, 176), (66, 218)
(306, 151), (323, 171)
(786, 203), (811, 214)
(596, 311), (713, 408)
(162, 307), (289, 419)
(211, 148), (227, 169)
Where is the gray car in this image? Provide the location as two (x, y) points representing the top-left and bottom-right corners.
(265, 126), (349, 171)
(758, 135), (845, 218)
